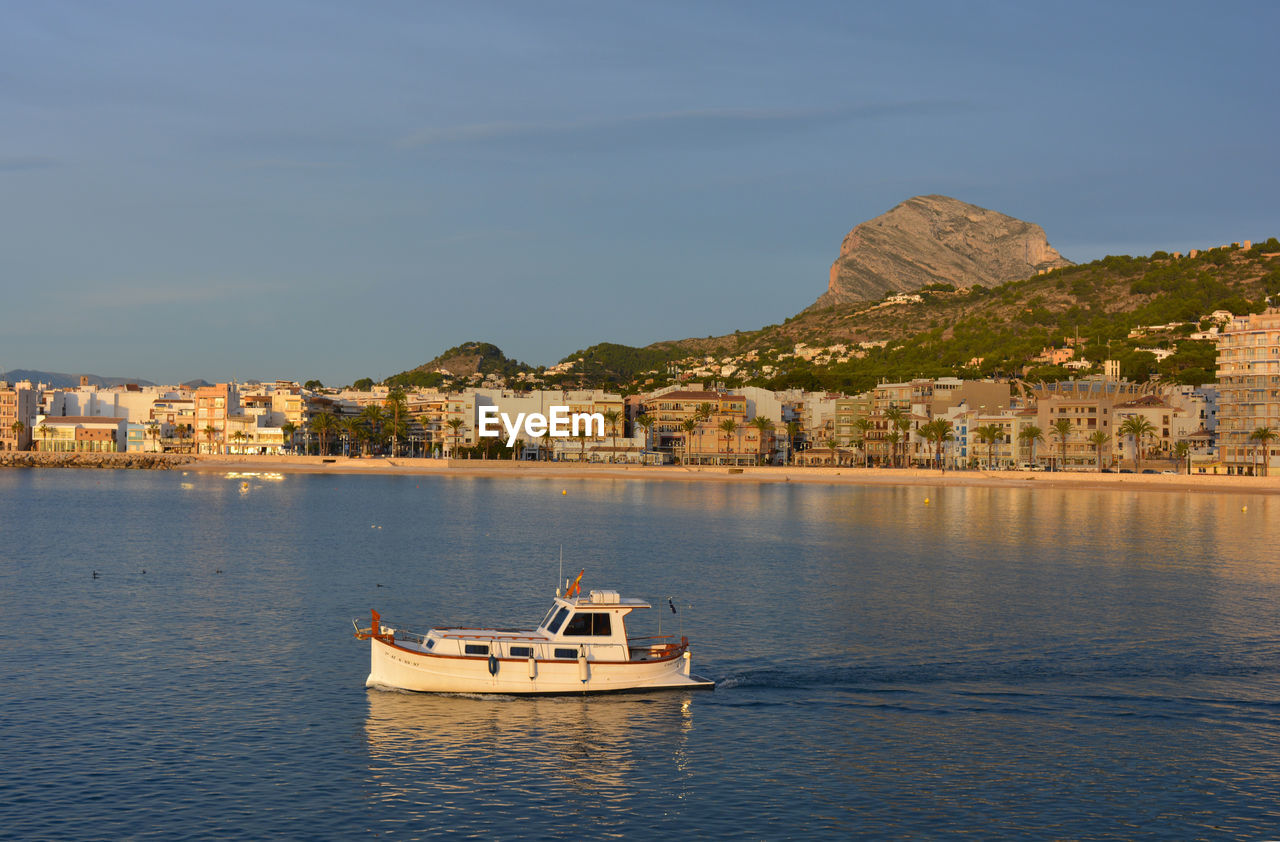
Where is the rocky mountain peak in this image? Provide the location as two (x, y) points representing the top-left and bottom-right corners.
(812, 195), (1072, 308)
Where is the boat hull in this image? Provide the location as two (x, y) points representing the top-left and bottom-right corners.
(366, 638), (714, 695)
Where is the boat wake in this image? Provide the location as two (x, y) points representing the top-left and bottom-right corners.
(711, 646), (1280, 695)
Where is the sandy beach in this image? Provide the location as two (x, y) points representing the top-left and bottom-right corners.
(179, 453), (1280, 496)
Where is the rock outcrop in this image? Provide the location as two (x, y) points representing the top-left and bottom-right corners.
(0, 452), (194, 470)
(812, 195), (1072, 308)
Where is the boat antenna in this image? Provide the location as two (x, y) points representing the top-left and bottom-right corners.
(556, 545), (563, 597)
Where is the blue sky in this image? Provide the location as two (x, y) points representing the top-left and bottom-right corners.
(3, 0), (1277, 385)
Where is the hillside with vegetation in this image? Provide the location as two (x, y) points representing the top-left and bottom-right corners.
(555, 239), (1280, 394)
(368, 240), (1279, 396)
(384, 341), (536, 389)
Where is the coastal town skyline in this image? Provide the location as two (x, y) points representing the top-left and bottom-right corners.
(4, 2), (1279, 385)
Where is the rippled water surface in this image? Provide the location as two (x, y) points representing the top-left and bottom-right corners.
(3, 469), (1280, 838)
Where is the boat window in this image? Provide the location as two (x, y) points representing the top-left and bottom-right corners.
(464, 644), (489, 656)
(424, 639), (434, 650)
(510, 646), (533, 657)
(540, 606), (557, 628)
(554, 648), (578, 659)
(563, 612), (612, 636)
(546, 607), (570, 634)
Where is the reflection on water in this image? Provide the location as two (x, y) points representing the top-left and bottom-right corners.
(5, 470), (1280, 838)
(362, 689), (696, 833)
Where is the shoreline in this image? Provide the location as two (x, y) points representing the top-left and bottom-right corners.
(5, 451), (1278, 495)
(184, 454), (1280, 496)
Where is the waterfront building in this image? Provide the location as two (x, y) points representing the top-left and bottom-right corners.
(834, 394), (873, 450)
(958, 407), (1033, 469)
(641, 389), (748, 457)
(860, 378), (1012, 467)
(42, 382), (183, 423)
(31, 415), (127, 452)
(680, 412), (769, 465)
(0, 380), (39, 451)
(194, 383), (241, 454)
(1110, 395), (1188, 467)
(1216, 308), (1280, 474)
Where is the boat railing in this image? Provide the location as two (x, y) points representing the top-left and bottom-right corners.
(439, 632), (548, 642)
(626, 635), (688, 660)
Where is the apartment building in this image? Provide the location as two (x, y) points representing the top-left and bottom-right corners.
(194, 383), (241, 454)
(0, 381), (38, 451)
(643, 390), (748, 456)
(1216, 308), (1280, 474)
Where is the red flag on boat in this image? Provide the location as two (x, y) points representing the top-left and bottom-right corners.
(566, 569), (585, 599)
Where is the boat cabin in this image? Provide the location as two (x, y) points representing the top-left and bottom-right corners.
(407, 590), (681, 663)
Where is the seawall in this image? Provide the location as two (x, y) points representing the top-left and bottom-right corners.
(0, 452), (195, 470)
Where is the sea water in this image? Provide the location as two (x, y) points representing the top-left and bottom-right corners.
(2, 469), (1279, 838)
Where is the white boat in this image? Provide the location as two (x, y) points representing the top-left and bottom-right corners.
(354, 581), (714, 695)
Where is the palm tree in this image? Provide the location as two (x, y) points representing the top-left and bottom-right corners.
(345, 417), (367, 457)
(852, 417), (873, 468)
(785, 421), (801, 465)
(1050, 418), (1073, 472)
(360, 404), (386, 456)
(1249, 426), (1277, 476)
(311, 412), (334, 456)
(973, 424), (1003, 470)
(1172, 439), (1190, 474)
(511, 437), (524, 461)
(695, 403), (714, 424)
(146, 422), (161, 453)
(1088, 430), (1111, 471)
(635, 413), (654, 456)
(281, 421), (297, 455)
(884, 407), (906, 467)
(384, 389), (408, 456)
(885, 429), (902, 469)
(10, 420), (24, 449)
(173, 424), (190, 453)
(896, 414), (913, 467)
(750, 416), (774, 465)
(718, 417), (737, 464)
(1018, 424), (1044, 469)
(38, 423), (53, 452)
(680, 417), (698, 465)
(921, 418), (955, 471)
(1119, 416), (1157, 472)
(446, 417), (465, 458)
(602, 409), (622, 462)
(230, 430), (247, 453)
